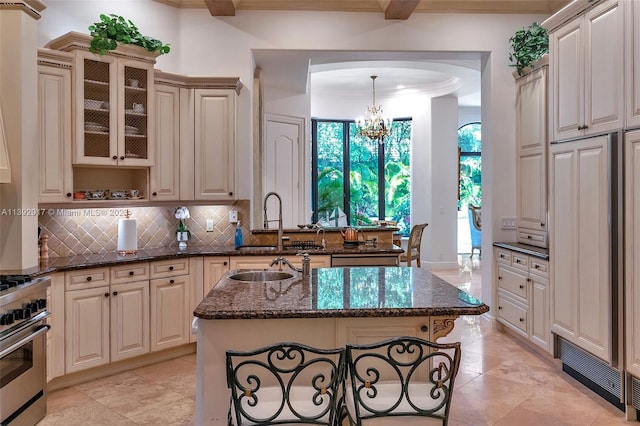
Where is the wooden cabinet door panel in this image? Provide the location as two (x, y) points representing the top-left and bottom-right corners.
(626, 130), (640, 376)
(150, 276), (190, 351)
(110, 281), (150, 362)
(151, 84), (180, 200)
(65, 287), (110, 373)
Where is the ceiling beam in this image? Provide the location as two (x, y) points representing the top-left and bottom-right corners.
(384, 0), (420, 19)
(204, 0), (238, 15)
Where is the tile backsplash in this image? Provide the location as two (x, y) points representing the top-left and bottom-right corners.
(39, 200), (254, 257)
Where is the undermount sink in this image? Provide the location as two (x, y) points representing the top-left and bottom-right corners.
(235, 245), (278, 251)
(227, 271), (295, 282)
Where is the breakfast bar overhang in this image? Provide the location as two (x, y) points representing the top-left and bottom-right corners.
(193, 266), (489, 424)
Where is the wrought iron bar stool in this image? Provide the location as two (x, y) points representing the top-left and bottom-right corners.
(341, 336), (461, 425)
(226, 342), (345, 425)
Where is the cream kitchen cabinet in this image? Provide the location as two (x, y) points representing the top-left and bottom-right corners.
(64, 264), (150, 373)
(38, 50), (73, 203)
(625, 0), (640, 129)
(203, 257), (230, 295)
(549, 135), (611, 362)
(191, 89), (236, 201)
(515, 60), (548, 247)
(150, 83), (180, 201)
(548, 0), (623, 142)
(72, 50), (155, 166)
(625, 130), (640, 377)
(150, 259), (191, 351)
(229, 255), (332, 271)
(46, 273), (66, 382)
(495, 247), (550, 353)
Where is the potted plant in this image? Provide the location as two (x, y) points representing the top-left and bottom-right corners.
(508, 22), (548, 76)
(88, 14), (170, 56)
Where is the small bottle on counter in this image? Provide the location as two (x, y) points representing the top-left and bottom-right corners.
(234, 221), (243, 248)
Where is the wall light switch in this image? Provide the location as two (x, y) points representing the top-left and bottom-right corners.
(206, 219), (214, 232)
(500, 217), (517, 230)
(229, 210), (238, 223)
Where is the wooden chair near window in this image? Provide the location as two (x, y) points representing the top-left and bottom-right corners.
(341, 336), (462, 425)
(226, 342), (345, 425)
(399, 223), (428, 267)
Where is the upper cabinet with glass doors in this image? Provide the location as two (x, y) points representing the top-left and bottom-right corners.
(47, 32), (158, 167)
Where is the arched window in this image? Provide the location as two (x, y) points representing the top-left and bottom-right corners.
(458, 122), (481, 209)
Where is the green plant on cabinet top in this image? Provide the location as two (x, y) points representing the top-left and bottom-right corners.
(508, 22), (548, 76)
(88, 14), (170, 56)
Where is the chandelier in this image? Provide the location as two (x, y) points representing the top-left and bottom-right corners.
(356, 75), (392, 143)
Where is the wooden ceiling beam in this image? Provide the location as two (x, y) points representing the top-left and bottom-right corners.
(204, 0), (238, 15)
(384, 0), (420, 20)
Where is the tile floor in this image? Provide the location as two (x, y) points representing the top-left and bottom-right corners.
(41, 258), (631, 425)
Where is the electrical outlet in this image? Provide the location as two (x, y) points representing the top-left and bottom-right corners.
(500, 217), (517, 230)
(206, 219), (214, 232)
(229, 210), (238, 223)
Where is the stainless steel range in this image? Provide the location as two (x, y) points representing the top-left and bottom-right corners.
(0, 274), (51, 426)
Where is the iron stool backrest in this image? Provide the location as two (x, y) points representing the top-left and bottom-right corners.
(343, 336), (461, 425)
(226, 342), (345, 425)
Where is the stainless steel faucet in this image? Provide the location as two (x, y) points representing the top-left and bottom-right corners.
(316, 228), (326, 249)
(269, 254), (311, 277)
(269, 256), (299, 272)
(263, 192), (284, 251)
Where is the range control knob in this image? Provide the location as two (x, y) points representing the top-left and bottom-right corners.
(27, 302), (39, 313)
(0, 312), (14, 325)
(21, 308), (31, 319)
(37, 299), (47, 309)
(13, 309), (24, 320)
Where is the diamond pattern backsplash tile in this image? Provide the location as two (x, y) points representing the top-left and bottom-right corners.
(39, 200), (253, 257)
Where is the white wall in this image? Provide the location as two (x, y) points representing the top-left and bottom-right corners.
(36, 2), (550, 314)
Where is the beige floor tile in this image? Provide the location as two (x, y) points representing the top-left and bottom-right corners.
(46, 387), (94, 414)
(38, 400), (136, 426)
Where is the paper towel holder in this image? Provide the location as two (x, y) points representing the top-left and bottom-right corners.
(117, 210), (138, 256)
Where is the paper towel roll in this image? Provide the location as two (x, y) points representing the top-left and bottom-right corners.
(117, 218), (137, 255)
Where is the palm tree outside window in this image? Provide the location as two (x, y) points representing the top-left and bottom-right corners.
(312, 118), (412, 236)
(458, 122), (482, 210)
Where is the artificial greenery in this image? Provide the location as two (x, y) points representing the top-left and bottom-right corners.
(508, 22), (548, 76)
(88, 14), (170, 56)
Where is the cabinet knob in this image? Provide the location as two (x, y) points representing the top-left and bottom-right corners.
(129, 271), (134, 276)
(498, 276), (502, 280)
(515, 259), (521, 263)
(169, 279), (175, 284)
(527, 235), (532, 239)
(540, 222), (545, 227)
(169, 266), (174, 271)
(112, 291), (118, 296)
(519, 284), (524, 289)
(499, 254), (504, 258)
(526, 278), (532, 283)
(104, 292), (109, 298)
(229, 192), (233, 196)
(152, 192), (157, 196)
(519, 318), (524, 322)
(66, 192), (72, 198)
(223, 261), (228, 266)
(86, 276), (92, 282)
(420, 325), (428, 332)
(120, 156), (125, 160)
(498, 306), (502, 310)
(534, 264), (540, 269)
(112, 155), (118, 160)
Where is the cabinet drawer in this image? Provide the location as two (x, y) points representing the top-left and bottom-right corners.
(511, 254), (529, 271)
(497, 293), (528, 334)
(150, 258), (189, 278)
(496, 249), (512, 265)
(65, 267), (110, 291)
(497, 265), (528, 300)
(111, 262), (150, 284)
(517, 229), (547, 248)
(529, 259), (549, 278)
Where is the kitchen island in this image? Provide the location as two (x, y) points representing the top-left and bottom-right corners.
(193, 266), (489, 424)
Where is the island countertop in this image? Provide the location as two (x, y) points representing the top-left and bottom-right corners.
(194, 266), (489, 320)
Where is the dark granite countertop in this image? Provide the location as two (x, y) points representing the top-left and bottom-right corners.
(7, 243), (402, 277)
(194, 266), (489, 320)
(492, 242), (549, 260)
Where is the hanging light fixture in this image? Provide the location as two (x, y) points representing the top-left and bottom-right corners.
(356, 75), (392, 144)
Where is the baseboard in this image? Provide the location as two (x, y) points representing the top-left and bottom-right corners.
(425, 260), (459, 269)
(47, 343), (196, 391)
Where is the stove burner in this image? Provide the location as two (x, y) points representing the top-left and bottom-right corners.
(285, 240), (323, 250)
(0, 275), (32, 292)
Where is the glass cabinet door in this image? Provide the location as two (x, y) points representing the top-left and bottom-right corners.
(118, 59), (154, 166)
(75, 51), (117, 165)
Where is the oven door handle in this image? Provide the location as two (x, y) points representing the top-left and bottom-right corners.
(0, 324), (50, 358)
